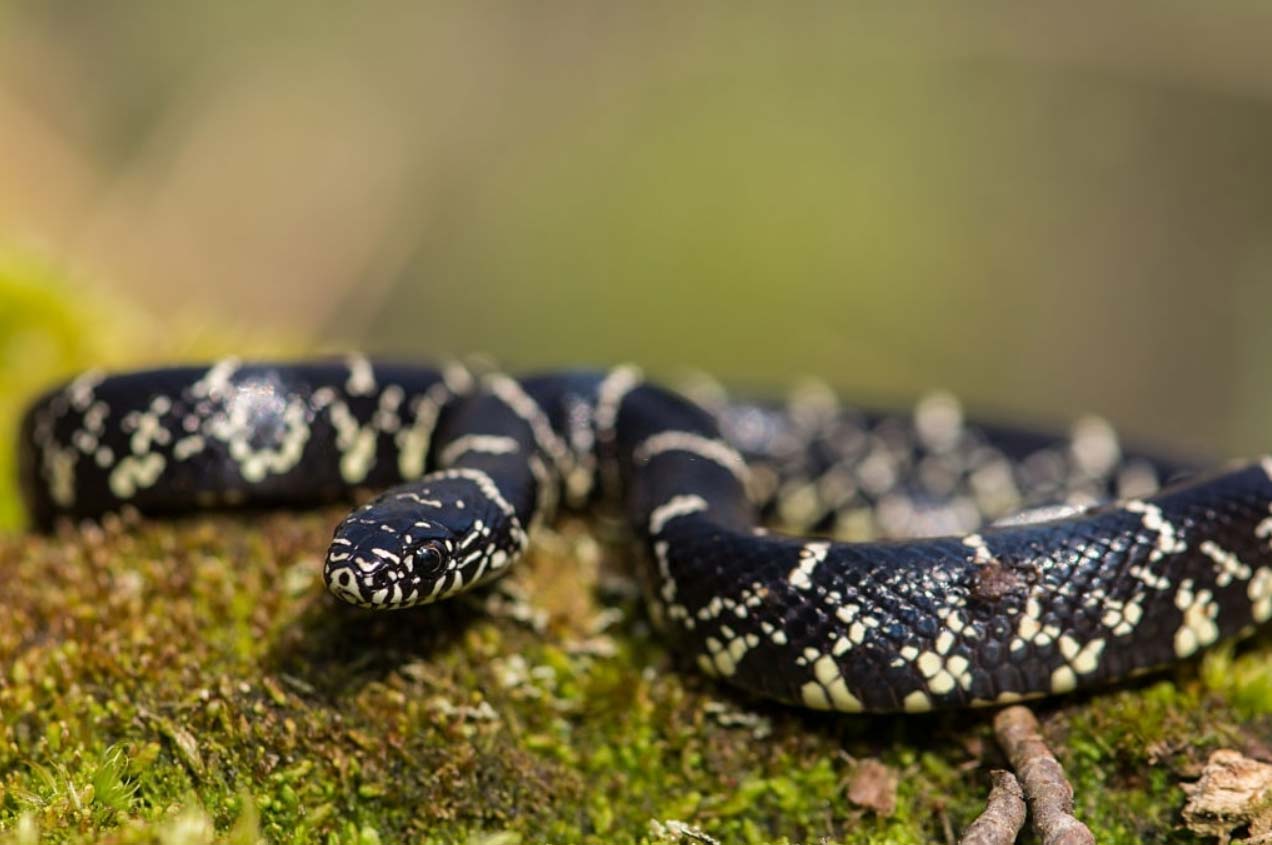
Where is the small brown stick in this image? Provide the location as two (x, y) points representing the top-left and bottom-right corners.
(959, 770), (1026, 845)
(993, 705), (1095, 845)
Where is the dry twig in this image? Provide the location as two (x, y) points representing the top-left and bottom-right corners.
(993, 706), (1094, 845)
(959, 770), (1026, 845)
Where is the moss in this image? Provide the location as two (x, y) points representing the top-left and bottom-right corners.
(2, 511), (1270, 844)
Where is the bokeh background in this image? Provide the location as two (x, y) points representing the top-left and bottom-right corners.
(3, 3), (1272, 529)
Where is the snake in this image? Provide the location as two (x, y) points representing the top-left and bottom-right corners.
(17, 357), (1272, 713)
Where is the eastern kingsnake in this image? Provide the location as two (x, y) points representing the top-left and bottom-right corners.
(18, 358), (1272, 713)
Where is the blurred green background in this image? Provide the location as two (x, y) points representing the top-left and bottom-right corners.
(3, 3), (1272, 529)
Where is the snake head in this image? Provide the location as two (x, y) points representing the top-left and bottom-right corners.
(325, 474), (527, 609)
(324, 495), (457, 609)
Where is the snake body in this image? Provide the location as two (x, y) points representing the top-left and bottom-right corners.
(19, 358), (1272, 713)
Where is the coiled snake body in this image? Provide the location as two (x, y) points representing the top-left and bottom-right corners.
(19, 359), (1272, 713)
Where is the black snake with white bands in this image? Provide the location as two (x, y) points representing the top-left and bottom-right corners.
(19, 359), (1272, 713)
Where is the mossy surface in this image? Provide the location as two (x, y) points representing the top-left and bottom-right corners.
(2, 509), (1272, 844)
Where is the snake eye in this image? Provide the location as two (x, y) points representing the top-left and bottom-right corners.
(414, 539), (448, 577)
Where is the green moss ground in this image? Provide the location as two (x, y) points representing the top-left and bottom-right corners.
(2, 508), (1272, 845)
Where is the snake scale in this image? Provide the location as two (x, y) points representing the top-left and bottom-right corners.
(18, 358), (1272, 713)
